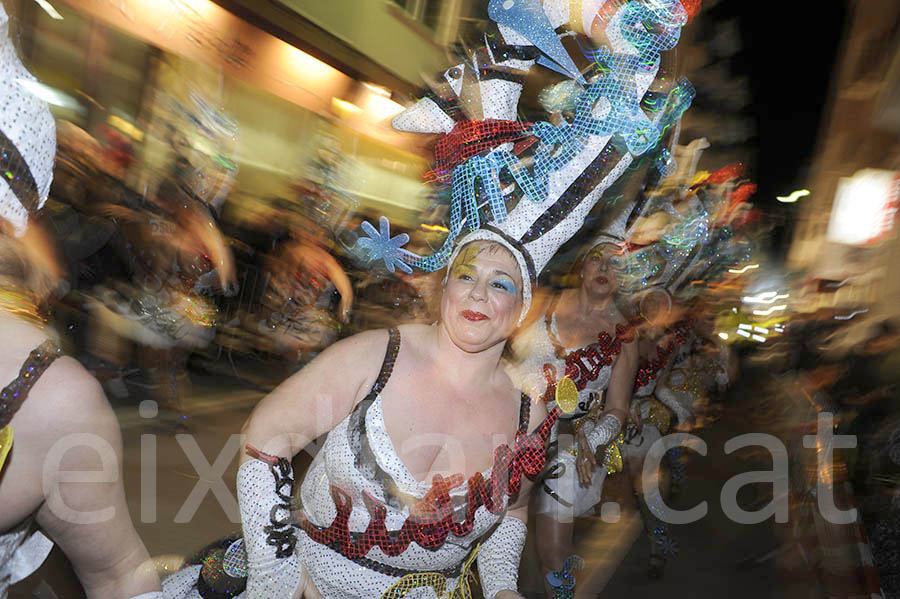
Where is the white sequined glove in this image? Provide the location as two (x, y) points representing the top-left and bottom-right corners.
(130, 593), (165, 599)
(160, 565), (203, 599)
(477, 515), (527, 599)
(238, 453), (306, 599)
(581, 413), (622, 455)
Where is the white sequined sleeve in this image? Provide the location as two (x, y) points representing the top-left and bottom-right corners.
(237, 456), (306, 599)
(582, 413), (622, 454)
(476, 515), (527, 599)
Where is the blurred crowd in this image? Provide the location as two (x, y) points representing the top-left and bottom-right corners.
(39, 115), (433, 425)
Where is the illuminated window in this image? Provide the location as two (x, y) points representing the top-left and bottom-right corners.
(391, 0), (442, 30)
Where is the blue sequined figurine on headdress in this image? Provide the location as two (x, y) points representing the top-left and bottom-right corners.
(357, 0), (698, 313)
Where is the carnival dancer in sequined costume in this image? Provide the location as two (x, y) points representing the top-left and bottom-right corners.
(88, 178), (235, 424)
(0, 6), (162, 597)
(508, 209), (638, 598)
(607, 156), (754, 584)
(161, 238), (566, 599)
(620, 307), (695, 580)
(86, 95), (237, 424)
(257, 207), (353, 363)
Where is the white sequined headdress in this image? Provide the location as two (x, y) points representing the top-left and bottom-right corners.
(0, 5), (56, 236)
(589, 199), (636, 248)
(357, 0), (698, 319)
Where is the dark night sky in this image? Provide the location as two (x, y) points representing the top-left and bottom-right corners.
(731, 2), (850, 252)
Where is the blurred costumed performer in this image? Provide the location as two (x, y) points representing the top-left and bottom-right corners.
(0, 4), (161, 597)
(508, 205), (638, 598)
(605, 160), (754, 582)
(86, 90), (238, 426)
(257, 197), (353, 364)
(500, 0), (699, 595)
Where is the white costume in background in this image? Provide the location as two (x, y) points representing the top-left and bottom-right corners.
(509, 313), (626, 523)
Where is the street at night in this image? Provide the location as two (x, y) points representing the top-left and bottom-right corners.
(1, 0), (899, 598)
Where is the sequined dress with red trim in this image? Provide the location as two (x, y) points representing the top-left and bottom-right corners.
(509, 313), (629, 420)
(622, 323), (695, 464)
(508, 316), (629, 522)
(296, 328), (558, 598)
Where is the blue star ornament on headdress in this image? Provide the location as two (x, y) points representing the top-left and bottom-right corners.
(355, 216), (421, 274)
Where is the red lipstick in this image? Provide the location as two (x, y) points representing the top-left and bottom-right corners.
(462, 310), (488, 321)
(596, 276), (608, 285)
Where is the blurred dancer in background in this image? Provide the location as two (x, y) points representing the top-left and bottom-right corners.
(257, 203), (353, 365)
(618, 297), (733, 580)
(0, 5), (161, 596)
(509, 211), (638, 598)
(605, 160), (751, 586)
(619, 291), (694, 580)
(85, 96), (238, 426)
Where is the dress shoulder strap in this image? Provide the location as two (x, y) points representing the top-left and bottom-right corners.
(516, 393), (532, 436)
(347, 327), (405, 511)
(0, 340), (63, 429)
(367, 327), (401, 399)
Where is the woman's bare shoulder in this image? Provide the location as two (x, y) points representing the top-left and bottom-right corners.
(276, 327), (393, 399)
(9, 355), (120, 462)
(0, 319), (61, 387)
(249, 328), (397, 447)
(0, 316), (57, 350)
(373, 323), (427, 355)
(26, 356), (111, 421)
(320, 327), (392, 362)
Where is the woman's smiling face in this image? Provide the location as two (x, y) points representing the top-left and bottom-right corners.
(441, 241), (523, 352)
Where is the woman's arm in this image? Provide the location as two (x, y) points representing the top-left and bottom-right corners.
(316, 249), (354, 324)
(478, 395), (547, 599)
(180, 203), (237, 293)
(236, 329), (387, 599)
(239, 328), (387, 464)
(290, 243), (354, 323)
(575, 338), (638, 484)
(22, 359), (162, 598)
(479, 506), (529, 599)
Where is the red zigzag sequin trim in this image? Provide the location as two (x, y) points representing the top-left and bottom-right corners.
(300, 407), (559, 558)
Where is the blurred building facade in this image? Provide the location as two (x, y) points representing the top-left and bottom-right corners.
(6, 0), (482, 227)
(788, 0), (900, 319)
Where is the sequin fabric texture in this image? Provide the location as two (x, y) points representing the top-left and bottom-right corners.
(0, 339), (62, 427)
(475, 516), (527, 599)
(295, 329), (558, 598)
(509, 317), (628, 522)
(510, 314), (626, 420)
(633, 321), (692, 392)
(377, 0), (695, 278)
(0, 4), (56, 236)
